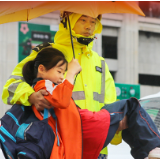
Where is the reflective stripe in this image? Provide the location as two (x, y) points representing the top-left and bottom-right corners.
(93, 92), (104, 103)
(9, 75), (25, 81)
(7, 75), (25, 104)
(72, 91), (85, 100)
(7, 82), (21, 104)
(93, 60), (105, 103)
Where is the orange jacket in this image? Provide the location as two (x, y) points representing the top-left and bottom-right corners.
(32, 78), (82, 159)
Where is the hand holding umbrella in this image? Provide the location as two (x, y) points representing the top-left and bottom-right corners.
(66, 58), (82, 85)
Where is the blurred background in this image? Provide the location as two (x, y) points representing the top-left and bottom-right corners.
(0, 1), (160, 159)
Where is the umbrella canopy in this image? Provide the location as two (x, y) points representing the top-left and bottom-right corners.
(0, 1), (145, 24)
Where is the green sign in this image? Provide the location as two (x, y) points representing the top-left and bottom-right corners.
(18, 22), (57, 62)
(115, 83), (140, 100)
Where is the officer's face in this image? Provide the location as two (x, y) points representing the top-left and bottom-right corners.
(73, 15), (96, 37)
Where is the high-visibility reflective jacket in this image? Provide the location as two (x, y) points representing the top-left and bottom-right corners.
(2, 13), (118, 154)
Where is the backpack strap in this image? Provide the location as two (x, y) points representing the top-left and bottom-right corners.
(49, 108), (60, 146)
(43, 108), (49, 120)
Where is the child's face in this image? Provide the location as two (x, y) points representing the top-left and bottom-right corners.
(40, 60), (67, 84)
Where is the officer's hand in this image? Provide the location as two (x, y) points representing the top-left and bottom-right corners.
(68, 58), (82, 75)
(29, 90), (52, 111)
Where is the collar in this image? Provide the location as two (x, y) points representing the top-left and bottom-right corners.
(32, 77), (43, 88)
(74, 36), (95, 46)
(32, 78), (58, 88)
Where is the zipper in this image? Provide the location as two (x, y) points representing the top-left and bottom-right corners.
(24, 122), (33, 141)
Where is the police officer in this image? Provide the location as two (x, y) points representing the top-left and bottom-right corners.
(2, 12), (118, 158)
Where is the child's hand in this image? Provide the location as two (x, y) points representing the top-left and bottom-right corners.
(68, 58), (82, 76)
(66, 58), (82, 84)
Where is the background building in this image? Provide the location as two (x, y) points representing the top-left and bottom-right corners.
(1, 2), (160, 118)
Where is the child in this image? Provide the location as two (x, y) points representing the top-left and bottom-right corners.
(22, 47), (160, 159)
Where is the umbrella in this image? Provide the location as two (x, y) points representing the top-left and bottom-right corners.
(0, 1), (145, 58)
(0, 1), (145, 24)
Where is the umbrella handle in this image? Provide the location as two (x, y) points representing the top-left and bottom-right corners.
(67, 16), (75, 59)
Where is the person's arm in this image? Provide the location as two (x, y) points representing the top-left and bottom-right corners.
(2, 50), (38, 106)
(66, 58), (82, 84)
(34, 79), (74, 109)
(28, 90), (52, 111)
(2, 50), (50, 110)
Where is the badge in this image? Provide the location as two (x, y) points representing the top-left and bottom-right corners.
(96, 66), (102, 73)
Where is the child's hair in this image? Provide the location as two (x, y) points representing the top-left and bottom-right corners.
(22, 47), (68, 85)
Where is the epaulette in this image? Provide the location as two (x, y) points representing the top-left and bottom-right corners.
(32, 42), (51, 52)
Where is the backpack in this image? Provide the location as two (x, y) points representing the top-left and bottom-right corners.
(0, 104), (55, 159)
